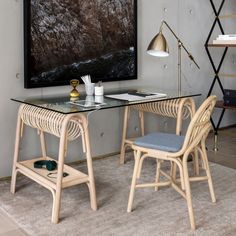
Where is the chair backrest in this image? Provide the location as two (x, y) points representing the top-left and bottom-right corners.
(181, 95), (217, 152)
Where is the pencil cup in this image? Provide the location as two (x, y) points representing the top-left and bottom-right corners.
(95, 86), (104, 96)
(85, 96), (95, 106)
(85, 83), (95, 96)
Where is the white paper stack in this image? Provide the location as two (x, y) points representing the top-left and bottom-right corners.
(105, 93), (167, 101)
(213, 34), (236, 44)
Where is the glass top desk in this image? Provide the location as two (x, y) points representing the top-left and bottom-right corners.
(12, 86), (200, 165)
(12, 86), (201, 114)
(10, 86), (200, 223)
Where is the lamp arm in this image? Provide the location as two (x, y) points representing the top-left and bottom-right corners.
(162, 21), (200, 69)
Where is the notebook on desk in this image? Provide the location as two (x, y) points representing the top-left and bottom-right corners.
(105, 92), (167, 101)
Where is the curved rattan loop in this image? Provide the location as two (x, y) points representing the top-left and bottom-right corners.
(20, 105), (83, 141)
(132, 98), (194, 120)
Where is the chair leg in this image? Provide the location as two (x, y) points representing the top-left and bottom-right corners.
(155, 159), (161, 191)
(127, 150), (141, 213)
(205, 167), (216, 203)
(201, 144), (216, 203)
(183, 155), (196, 230)
(137, 155), (146, 179)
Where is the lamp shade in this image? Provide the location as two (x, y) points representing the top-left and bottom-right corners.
(147, 32), (169, 57)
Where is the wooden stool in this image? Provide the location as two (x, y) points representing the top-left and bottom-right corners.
(11, 104), (97, 223)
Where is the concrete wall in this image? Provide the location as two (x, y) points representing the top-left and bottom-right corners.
(0, 0), (235, 177)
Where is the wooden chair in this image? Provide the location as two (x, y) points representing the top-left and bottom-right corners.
(120, 98), (199, 179)
(11, 104), (97, 223)
(120, 97), (196, 165)
(127, 95), (217, 230)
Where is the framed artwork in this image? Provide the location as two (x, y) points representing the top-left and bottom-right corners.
(24, 0), (137, 88)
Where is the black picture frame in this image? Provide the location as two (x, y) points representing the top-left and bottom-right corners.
(23, 0), (137, 88)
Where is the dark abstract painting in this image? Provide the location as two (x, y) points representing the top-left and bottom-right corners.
(24, 0), (137, 88)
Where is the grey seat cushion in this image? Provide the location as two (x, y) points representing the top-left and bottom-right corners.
(134, 132), (185, 152)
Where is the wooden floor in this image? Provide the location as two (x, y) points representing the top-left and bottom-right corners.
(207, 127), (236, 169)
(0, 127), (235, 236)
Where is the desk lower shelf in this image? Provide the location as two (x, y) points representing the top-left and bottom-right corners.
(16, 157), (89, 189)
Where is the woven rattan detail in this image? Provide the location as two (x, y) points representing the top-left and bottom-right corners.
(132, 99), (193, 120)
(20, 105), (83, 140)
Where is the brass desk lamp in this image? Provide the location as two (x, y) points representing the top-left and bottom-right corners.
(147, 20), (200, 94)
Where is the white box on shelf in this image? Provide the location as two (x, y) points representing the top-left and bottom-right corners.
(213, 39), (236, 44)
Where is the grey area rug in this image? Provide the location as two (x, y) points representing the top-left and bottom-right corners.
(0, 153), (236, 236)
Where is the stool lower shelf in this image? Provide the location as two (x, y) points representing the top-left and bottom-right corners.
(16, 157), (89, 189)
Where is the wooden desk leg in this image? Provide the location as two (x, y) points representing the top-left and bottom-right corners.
(82, 116), (97, 211)
(51, 116), (68, 224)
(139, 111), (144, 136)
(51, 114), (97, 223)
(11, 107), (23, 194)
(40, 130), (47, 157)
(120, 106), (129, 164)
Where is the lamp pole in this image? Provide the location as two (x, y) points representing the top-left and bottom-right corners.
(156, 21), (200, 95)
(178, 40), (182, 95)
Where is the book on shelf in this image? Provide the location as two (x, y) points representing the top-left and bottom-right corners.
(223, 96), (236, 106)
(224, 89), (236, 97)
(213, 34), (236, 44)
(217, 34), (236, 39)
